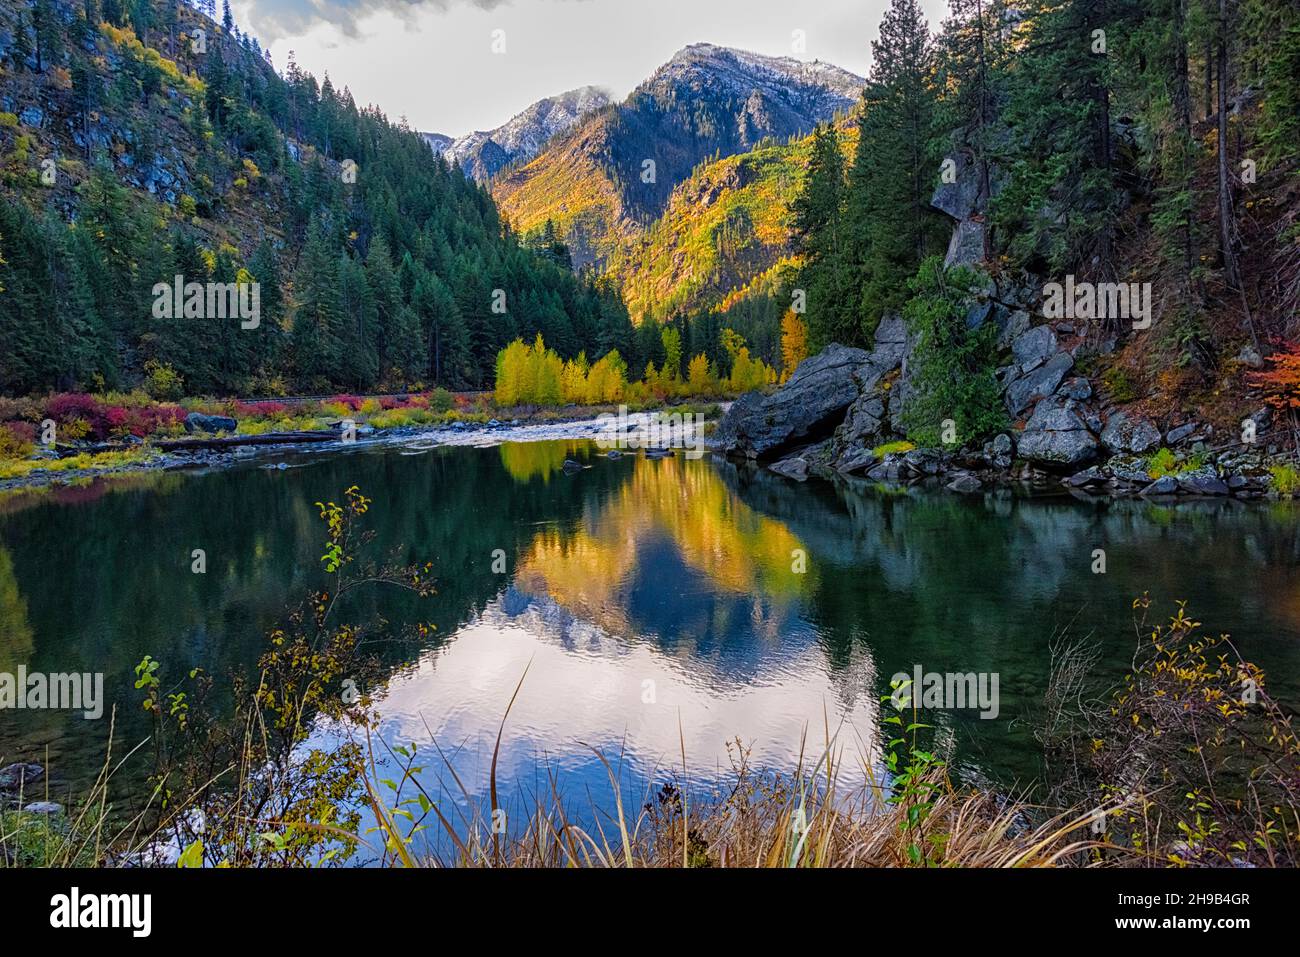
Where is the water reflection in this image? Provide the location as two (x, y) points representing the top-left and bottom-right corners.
(0, 438), (1297, 820)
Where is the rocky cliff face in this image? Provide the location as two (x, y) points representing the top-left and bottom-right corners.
(710, 141), (1286, 500)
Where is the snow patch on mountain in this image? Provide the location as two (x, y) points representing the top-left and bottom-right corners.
(423, 86), (612, 181)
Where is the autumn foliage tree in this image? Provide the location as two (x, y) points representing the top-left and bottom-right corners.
(1248, 342), (1300, 412)
(780, 309), (809, 380)
(1248, 341), (1300, 446)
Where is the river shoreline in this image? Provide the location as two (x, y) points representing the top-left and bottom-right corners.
(3, 404), (1295, 505)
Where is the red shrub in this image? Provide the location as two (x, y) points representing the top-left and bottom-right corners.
(329, 394), (365, 411)
(1248, 340), (1300, 412)
(43, 393), (185, 440)
(235, 400), (292, 418)
(2, 420), (37, 443)
(46, 393), (111, 439)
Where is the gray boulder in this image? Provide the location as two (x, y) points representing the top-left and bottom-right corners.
(983, 432), (1014, 469)
(1141, 475), (1179, 496)
(946, 473), (983, 493)
(184, 412), (238, 434)
(1057, 377), (1092, 401)
(866, 456), (907, 482)
(1066, 466), (1106, 488)
(710, 344), (877, 459)
(1178, 468), (1229, 496)
(869, 313), (910, 370)
(22, 802), (63, 815)
(1016, 398), (1099, 466)
(1100, 411), (1162, 455)
(769, 456), (810, 481)
(1006, 352), (1074, 417)
(944, 219), (986, 269)
(0, 763), (44, 792)
(831, 393), (887, 473)
(997, 310), (1032, 349)
(834, 444), (878, 474)
(1011, 325), (1058, 367)
(932, 152), (982, 221)
(1165, 422), (1197, 445)
(903, 448), (946, 476)
(887, 375), (915, 435)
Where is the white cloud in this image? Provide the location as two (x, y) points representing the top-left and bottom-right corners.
(237, 0), (947, 135)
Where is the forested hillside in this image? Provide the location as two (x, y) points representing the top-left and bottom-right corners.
(0, 0), (634, 397)
(789, 0), (1299, 424)
(605, 122), (857, 325)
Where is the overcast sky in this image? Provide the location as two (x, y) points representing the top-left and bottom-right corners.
(233, 0), (951, 136)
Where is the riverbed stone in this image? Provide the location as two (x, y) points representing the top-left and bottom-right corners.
(1066, 466), (1105, 487)
(983, 432), (1014, 469)
(1178, 468), (1230, 496)
(769, 456), (810, 481)
(946, 473), (983, 493)
(1141, 475), (1178, 495)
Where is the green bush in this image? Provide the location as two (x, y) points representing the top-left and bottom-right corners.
(1145, 447), (1179, 479)
(428, 388), (455, 413)
(1269, 463), (1300, 496)
(900, 258), (1005, 448)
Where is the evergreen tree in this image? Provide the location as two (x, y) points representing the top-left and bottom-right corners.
(291, 220), (344, 391)
(844, 0), (945, 331)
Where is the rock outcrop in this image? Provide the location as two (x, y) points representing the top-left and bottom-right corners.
(709, 344), (878, 458)
(707, 125), (1292, 502)
(1015, 397), (1100, 466)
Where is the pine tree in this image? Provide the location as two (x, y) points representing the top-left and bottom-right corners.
(291, 220), (344, 391)
(791, 124), (856, 348)
(844, 0), (945, 330)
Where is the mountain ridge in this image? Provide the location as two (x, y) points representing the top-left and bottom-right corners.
(423, 85), (613, 182)
(491, 44), (864, 273)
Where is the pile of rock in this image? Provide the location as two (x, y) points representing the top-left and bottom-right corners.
(708, 316), (1287, 499)
(709, 137), (1293, 500)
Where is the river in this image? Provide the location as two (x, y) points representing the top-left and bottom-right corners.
(2, 430), (1298, 851)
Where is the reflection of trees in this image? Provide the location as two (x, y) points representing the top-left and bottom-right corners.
(498, 440), (586, 483)
(515, 455), (814, 648)
(718, 462), (1300, 784)
(4, 437), (1298, 796)
(0, 442), (630, 790)
(0, 546), (33, 672)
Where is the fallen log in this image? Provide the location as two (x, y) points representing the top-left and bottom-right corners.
(55, 430), (344, 457)
(156, 430), (343, 451)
